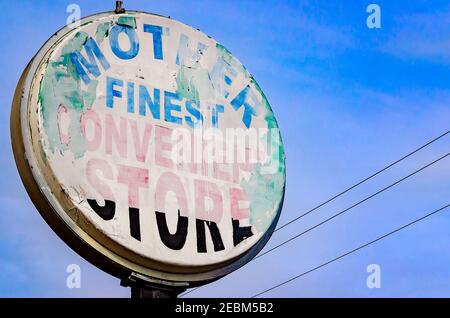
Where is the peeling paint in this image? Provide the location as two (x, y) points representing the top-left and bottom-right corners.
(241, 162), (285, 233)
(95, 22), (111, 44)
(39, 31), (95, 158)
(117, 16), (137, 29)
(32, 12), (285, 269)
(216, 43), (248, 77)
(176, 66), (214, 101)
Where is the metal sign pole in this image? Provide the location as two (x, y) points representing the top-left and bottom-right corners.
(121, 273), (188, 298)
(130, 285), (185, 299)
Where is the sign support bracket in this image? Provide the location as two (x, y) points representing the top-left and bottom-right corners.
(120, 272), (188, 298)
(115, 1), (126, 14)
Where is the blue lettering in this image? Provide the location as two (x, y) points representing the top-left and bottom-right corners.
(127, 82), (135, 113)
(164, 91), (182, 124)
(185, 100), (203, 128)
(230, 86), (260, 128)
(143, 24), (163, 60)
(106, 77), (123, 108)
(109, 25), (140, 60)
(176, 33), (207, 66)
(139, 85), (160, 119)
(71, 37), (111, 85)
(210, 58), (237, 99)
(211, 104), (224, 127)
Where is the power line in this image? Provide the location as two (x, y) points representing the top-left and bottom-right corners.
(179, 288), (198, 298)
(252, 203), (450, 298)
(180, 151), (449, 298)
(274, 130), (449, 233)
(180, 131), (450, 298)
(254, 152), (449, 260)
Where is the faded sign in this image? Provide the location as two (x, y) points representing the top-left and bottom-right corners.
(12, 11), (285, 282)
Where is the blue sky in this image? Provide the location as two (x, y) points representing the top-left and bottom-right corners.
(0, 0), (449, 297)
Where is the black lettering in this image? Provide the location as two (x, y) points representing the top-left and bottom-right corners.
(87, 199), (115, 220)
(232, 219), (253, 246)
(129, 207), (141, 241)
(196, 219), (225, 253)
(155, 210), (188, 250)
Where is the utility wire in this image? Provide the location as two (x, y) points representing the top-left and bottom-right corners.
(180, 151), (449, 298)
(274, 130), (449, 233)
(254, 152), (449, 260)
(180, 132), (449, 298)
(252, 203), (450, 298)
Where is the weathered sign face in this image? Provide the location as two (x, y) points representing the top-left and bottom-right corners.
(11, 11), (285, 283)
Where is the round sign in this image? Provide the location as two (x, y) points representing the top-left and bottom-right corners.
(11, 11), (285, 285)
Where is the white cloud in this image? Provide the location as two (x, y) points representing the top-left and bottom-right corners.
(381, 10), (450, 64)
